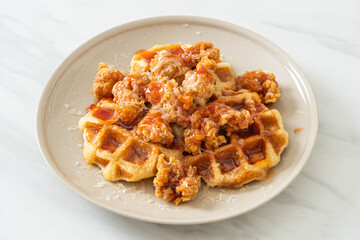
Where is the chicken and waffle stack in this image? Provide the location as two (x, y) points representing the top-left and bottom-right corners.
(79, 42), (288, 205)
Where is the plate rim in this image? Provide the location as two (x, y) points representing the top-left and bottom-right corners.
(36, 15), (318, 225)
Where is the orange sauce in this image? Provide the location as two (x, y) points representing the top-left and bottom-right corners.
(139, 111), (163, 128)
(294, 128), (304, 134)
(169, 45), (185, 55)
(86, 104), (96, 113)
(93, 107), (114, 120)
(145, 82), (163, 104)
(137, 45), (185, 64)
(137, 50), (157, 63)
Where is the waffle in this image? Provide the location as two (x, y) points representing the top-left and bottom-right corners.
(213, 62), (236, 97)
(185, 90), (288, 187)
(186, 107), (288, 188)
(79, 42), (289, 204)
(154, 154), (201, 205)
(79, 99), (165, 181)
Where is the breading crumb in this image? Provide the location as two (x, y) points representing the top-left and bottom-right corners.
(294, 128), (304, 134)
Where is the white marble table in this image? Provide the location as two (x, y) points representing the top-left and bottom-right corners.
(1, 0), (359, 239)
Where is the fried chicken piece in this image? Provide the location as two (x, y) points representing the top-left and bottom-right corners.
(144, 80), (178, 105)
(236, 69), (281, 104)
(185, 102), (254, 154)
(150, 50), (189, 81)
(112, 71), (150, 125)
(93, 62), (124, 101)
(136, 110), (174, 145)
(116, 100), (144, 126)
(182, 42), (221, 68)
(145, 80), (191, 127)
(178, 94), (193, 111)
(181, 57), (217, 107)
(154, 155), (201, 205)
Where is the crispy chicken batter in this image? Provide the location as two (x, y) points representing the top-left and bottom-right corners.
(182, 42), (220, 68)
(145, 80), (192, 127)
(136, 110), (174, 145)
(154, 155), (201, 205)
(150, 50), (189, 81)
(93, 62), (124, 101)
(181, 57), (217, 107)
(236, 69), (281, 104)
(112, 71), (150, 125)
(184, 102), (253, 154)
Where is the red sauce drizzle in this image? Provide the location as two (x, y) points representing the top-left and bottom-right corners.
(137, 50), (157, 63)
(190, 68), (214, 83)
(145, 82), (163, 104)
(137, 45), (185, 64)
(140, 111), (162, 126)
(93, 107), (114, 120)
(86, 104), (96, 113)
(169, 45), (185, 55)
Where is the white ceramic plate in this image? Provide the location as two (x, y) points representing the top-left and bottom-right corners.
(36, 16), (318, 225)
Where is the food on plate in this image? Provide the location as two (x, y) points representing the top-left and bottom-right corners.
(78, 42), (289, 205)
